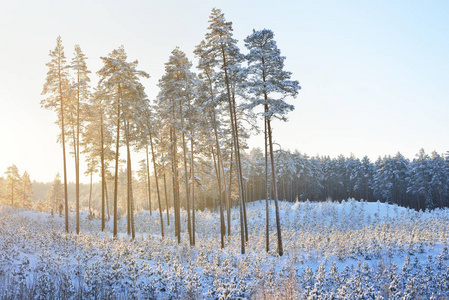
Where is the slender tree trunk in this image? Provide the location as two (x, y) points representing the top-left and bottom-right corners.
(211, 144), (225, 248)
(100, 103), (105, 231)
(228, 151), (233, 226)
(163, 171), (170, 226)
(216, 135), (230, 237)
(125, 120), (135, 240)
(145, 145), (152, 215)
(59, 67), (69, 233)
(267, 116), (283, 256)
(113, 85), (121, 237)
(190, 134), (196, 245)
(127, 163), (131, 235)
(71, 124), (79, 233)
(76, 75), (80, 235)
(171, 125), (181, 243)
(221, 45), (245, 254)
(180, 104), (192, 245)
(89, 171), (92, 214)
(231, 88), (249, 242)
(105, 179), (110, 221)
(221, 155), (231, 237)
(149, 132), (164, 238)
(265, 115), (270, 253)
(211, 109), (229, 239)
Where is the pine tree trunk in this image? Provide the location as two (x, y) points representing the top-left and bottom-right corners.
(228, 152), (233, 233)
(265, 115), (270, 253)
(190, 134), (196, 245)
(211, 109), (228, 239)
(267, 116), (284, 256)
(125, 120), (135, 240)
(231, 89), (249, 242)
(163, 171), (170, 226)
(72, 125), (79, 233)
(105, 179), (110, 221)
(211, 145), (225, 248)
(113, 84), (121, 237)
(180, 104), (192, 245)
(219, 152), (230, 237)
(100, 103), (106, 231)
(89, 171), (92, 214)
(146, 145), (152, 215)
(76, 75), (80, 235)
(59, 65), (69, 233)
(221, 45), (245, 254)
(149, 132), (164, 238)
(171, 125), (181, 243)
(221, 156), (231, 237)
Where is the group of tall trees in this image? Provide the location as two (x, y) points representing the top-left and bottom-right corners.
(40, 8), (299, 255)
(0, 165), (33, 208)
(240, 148), (449, 211)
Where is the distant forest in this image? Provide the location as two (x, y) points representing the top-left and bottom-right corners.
(1, 148), (448, 214)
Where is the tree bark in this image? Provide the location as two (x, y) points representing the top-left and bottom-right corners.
(267, 116), (284, 256)
(211, 144), (225, 248)
(190, 133), (196, 245)
(125, 120), (135, 240)
(59, 62), (69, 233)
(149, 132), (165, 238)
(76, 71), (80, 235)
(88, 171), (92, 214)
(113, 84), (121, 238)
(146, 145), (152, 215)
(100, 102), (105, 231)
(180, 103), (192, 245)
(163, 170), (170, 226)
(171, 123), (181, 243)
(220, 44), (245, 254)
(265, 115), (270, 253)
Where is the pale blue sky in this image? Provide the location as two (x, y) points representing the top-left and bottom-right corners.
(0, 0), (448, 183)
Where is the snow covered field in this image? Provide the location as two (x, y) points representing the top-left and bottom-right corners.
(1, 199), (448, 299)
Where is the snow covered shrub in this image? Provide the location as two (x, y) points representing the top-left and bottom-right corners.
(1, 201), (449, 299)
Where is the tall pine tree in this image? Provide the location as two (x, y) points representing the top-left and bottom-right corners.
(244, 29), (300, 256)
(41, 36), (70, 232)
(71, 44), (91, 234)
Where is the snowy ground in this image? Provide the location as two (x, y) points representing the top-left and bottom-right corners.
(0, 199), (448, 299)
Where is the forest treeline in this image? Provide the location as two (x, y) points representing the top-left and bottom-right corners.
(243, 148), (449, 211)
(1, 148), (448, 215)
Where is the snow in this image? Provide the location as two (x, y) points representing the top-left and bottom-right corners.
(0, 200), (448, 298)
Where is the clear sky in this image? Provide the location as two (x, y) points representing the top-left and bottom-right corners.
(0, 0), (448, 183)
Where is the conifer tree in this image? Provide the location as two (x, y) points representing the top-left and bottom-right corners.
(41, 36), (70, 232)
(71, 44), (91, 234)
(156, 48), (196, 244)
(48, 173), (64, 214)
(98, 46), (149, 238)
(244, 29), (300, 255)
(195, 43), (230, 247)
(21, 171), (33, 209)
(83, 84), (115, 231)
(5, 164), (20, 206)
(199, 7), (247, 253)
